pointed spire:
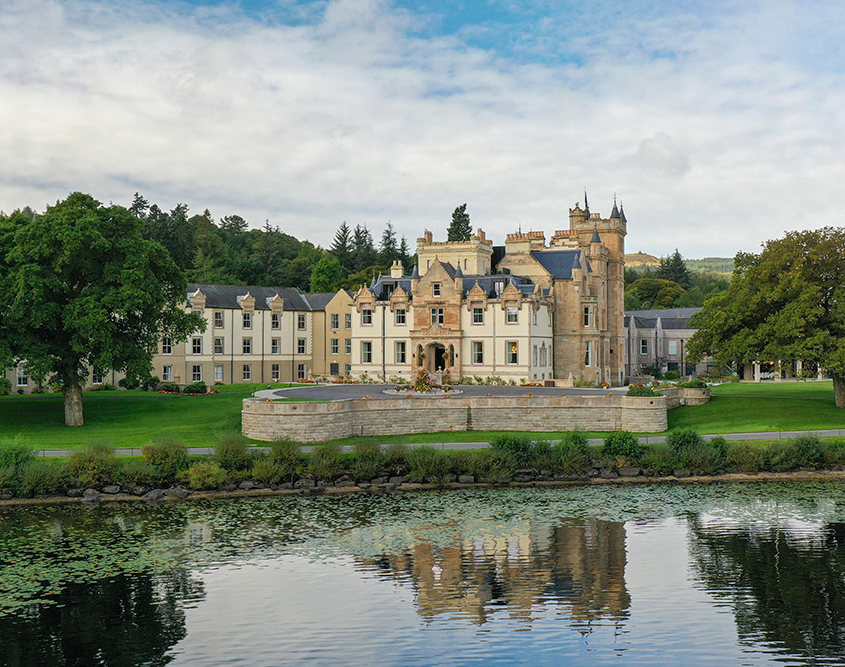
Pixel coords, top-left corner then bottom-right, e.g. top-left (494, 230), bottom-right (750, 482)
top-left (620, 202), bottom-right (627, 223)
top-left (591, 227), bottom-right (601, 244)
top-left (454, 262), bottom-right (463, 277)
top-left (410, 263), bottom-right (419, 279)
top-left (610, 193), bottom-right (620, 219)
top-left (584, 189), bottom-right (590, 217)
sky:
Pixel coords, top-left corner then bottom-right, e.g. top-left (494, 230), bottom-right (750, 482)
top-left (3, 0), bottom-right (845, 258)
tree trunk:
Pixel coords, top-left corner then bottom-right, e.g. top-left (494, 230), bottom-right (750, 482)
top-left (63, 382), bottom-right (84, 426)
top-left (833, 374), bottom-right (845, 409)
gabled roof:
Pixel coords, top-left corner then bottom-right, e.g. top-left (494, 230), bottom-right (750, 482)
top-left (188, 283), bottom-right (318, 311)
top-left (529, 249), bottom-right (583, 280)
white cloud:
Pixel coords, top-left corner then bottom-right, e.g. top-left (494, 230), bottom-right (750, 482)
top-left (2, 0), bottom-right (845, 258)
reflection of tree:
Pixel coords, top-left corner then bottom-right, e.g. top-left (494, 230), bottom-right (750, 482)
top-left (356, 518), bottom-right (629, 628)
top-left (0, 568), bottom-right (201, 667)
top-left (690, 519), bottom-right (845, 661)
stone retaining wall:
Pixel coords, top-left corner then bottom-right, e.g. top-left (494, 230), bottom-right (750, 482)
top-left (243, 394), bottom-right (673, 443)
top-left (661, 387), bottom-right (711, 408)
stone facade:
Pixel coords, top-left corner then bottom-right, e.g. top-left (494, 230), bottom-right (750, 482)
top-left (350, 196), bottom-right (627, 385)
top-left (242, 394), bottom-right (669, 443)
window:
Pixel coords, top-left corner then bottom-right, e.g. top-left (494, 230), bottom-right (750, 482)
top-left (162, 338), bottom-right (172, 355)
top-left (297, 363), bottom-right (306, 380)
top-left (214, 364), bottom-right (224, 383)
top-left (345, 313), bottom-right (352, 329)
top-left (395, 341), bottom-right (406, 364)
top-left (193, 309), bottom-right (202, 317)
top-left (214, 337), bottom-right (224, 354)
top-left (345, 363), bottom-right (352, 374)
top-left (430, 308), bottom-right (444, 325)
top-left (362, 309), bottom-right (372, 325)
top-left (395, 308), bottom-right (406, 325)
top-left (330, 362), bottom-right (339, 375)
top-left (506, 306), bottom-right (518, 324)
top-left (297, 313), bottom-right (306, 330)
top-left (192, 365), bottom-right (202, 382)
top-left (272, 364), bottom-right (280, 381)
top-left (362, 341), bottom-right (373, 363)
top-left (432, 283), bottom-right (441, 297)
top-left (640, 339), bottom-right (649, 355)
top-left (162, 365), bottom-right (173, 382)
top-left (345, 338), bottom-right (352, 354)
top-left (668, 340), bottom-right (679, 355)
top-left (92, 368), bottom-right (104, 385)
top-left (297, 338), bottom-right (306, 354)
top-left (192, 337), bottom-right (202, 354)
top-left (16, 366), bottom-right (28, 387)
top-left (272, 338), bottom-right (281, 354)
top-left (242, 364), bottom-right (251, 381)
top-left (472, 306), bottom-right (484, 324)
top-left (271, 313), bottom-right (280, 330)
top-left (584, 306), bottom-right (591, 327)
top-left (242, 337), bottom-right (252, 354)
top-left (331, 339), bottom-right (339, 354)
top-left (214, 311), bottom-right (224, 328)
top-left (548, 312), bottom-right (553, 326)
top-left (533, 345), bottom-right (538, 367)
top-left (533, 310), bottom-right (538, 326)
top-left (243, 312), bottom-right (251, 329)
top-left (585, 341), bottom-right (592, 367)
top-left (331, 313), bottom-right (339, 329)
top-left (506, 341), bottom-right (518, 364)
top-left (472, 341), bottom-right (483, 364)
top-left (540, 343), bottom-right (548, 367)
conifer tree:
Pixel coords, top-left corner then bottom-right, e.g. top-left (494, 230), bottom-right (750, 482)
top-left (447, 204), bottom-right (472, 242)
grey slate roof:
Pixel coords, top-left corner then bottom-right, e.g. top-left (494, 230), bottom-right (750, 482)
top-left (367, 273), bottom-right (542, 300)
top-left (529, 249), bottom-right (583, 280)
top-left (624, 307), bottom-right (702, 331)
top-left (188, 283), bottom-right (328, 311)
top-left (625, 307), bottom-right (702, 319)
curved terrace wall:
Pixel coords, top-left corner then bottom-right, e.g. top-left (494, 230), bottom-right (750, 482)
top-left (242, 394), bottom-right (681, 443)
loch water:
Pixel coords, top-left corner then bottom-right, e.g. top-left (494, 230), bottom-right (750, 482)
top-left (3, 482), bottom-right (845, 666)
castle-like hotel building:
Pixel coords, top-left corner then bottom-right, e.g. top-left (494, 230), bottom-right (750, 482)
top-left (4, 198), bottom-right (629, 390)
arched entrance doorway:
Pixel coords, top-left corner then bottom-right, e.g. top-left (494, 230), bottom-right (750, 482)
top-left (425, 343), bottom-right (447, 372)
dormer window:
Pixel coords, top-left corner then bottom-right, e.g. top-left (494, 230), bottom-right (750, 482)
top-left (432, 283), bottom-right (441, 297)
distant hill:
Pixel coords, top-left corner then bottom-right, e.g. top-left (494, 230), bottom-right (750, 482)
top-left (686, 257), bottom-right (734, 274)
top-left (625, 252), bottom-right (659, 267)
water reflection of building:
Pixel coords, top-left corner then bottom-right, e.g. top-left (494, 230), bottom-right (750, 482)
top-left (356, 518), bottom-right (629, 627)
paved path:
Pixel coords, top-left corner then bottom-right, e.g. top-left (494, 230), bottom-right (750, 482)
top-left (32, 428), bottom-right (845, 457)
top-left (251, 383), bottom-right (629, 400)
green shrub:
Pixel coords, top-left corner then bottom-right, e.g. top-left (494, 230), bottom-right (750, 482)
top-left (551, 432), bottom-right (591, 474)
top-left (250, 460), bottom-right (288, 484)
top-left (603, 431), bottom-right (643, 462)
top-left (490, 434), bottom-right (534, 468)
top-left (768, 435), bottom-right (825, 472)
top-left (117, 460), bottom-right (159, 487)
top-left (214, 433), bottom-right (252, 472)
top-left (383, 443), bottom-right (408, 476)
top-left (309, 443), bottom-right (344, 482)
top-left (142, 438), bottom-right (189, 481)
top-left (680, 442), bottom-right (725, 474)
top-left (665, 370), bottom-right (681, 380)
top-left (188, 460), bottom-right (229, 490)
top-left (65, 443), bottom-right (117, 487)
top-left (160, 383), bottom-right (180, 393)
top-left (269, 437), bottom-right (303, 482)
top-left (680, 378), bottom-right (708, 389)
top-left (641, 444), bottom-right (677, 475)
top-left (0, 465), bottom-right (16, 491)
top-left (0, 378), bottom-right (11, 396)
top-left (18, 460), bottom-right (67, 496)
top-left (351, 439), bottom-right (385, 481)
top-left (667, 428), bottom-right (705, 456)
top-left (726, 443), bottom-right (767, 472)
top-left (182, 381), bottom-right (207, 395)
top-left (824, 438), bottom-right (845, 466)
top-left (406, 446), bottom-right (452, 483)
top-left (0, 441), bottom-right (34, 470)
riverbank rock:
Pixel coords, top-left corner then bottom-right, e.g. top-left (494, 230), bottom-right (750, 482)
top-left (295, 478), bottom-right (316, 488)
top-left (600, 469), bottom-right (618, 479)
top-left (388, 476), bottom-right (408, 485)
top-left (164, 487), bottom-right (190, 499)
top-left (66, 488), bottom-right (84, 498)
top-left (144, 489), bottom-right (165, 501)
top-left (618, 467), bottom-right (642, 478)
top-left (457, 475), bottom-right (475, 484)
top-left (81, 489), bottom-right (101, 502)
top-left (103, 485), bottom-right (121, 494)
top-left (673, 469), bottom-right (691, 478)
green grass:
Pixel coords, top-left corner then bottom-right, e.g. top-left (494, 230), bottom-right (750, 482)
top-left (669, 381), bottom-right (845, 433)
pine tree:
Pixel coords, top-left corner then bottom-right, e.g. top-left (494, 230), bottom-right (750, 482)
top-left (447, 204), bottom-right (472, 242)
top-left (330, 222), bottom-right (353, 274)
top-left (379, 222), bottom-right (398, 266)
top-left (351, 224), bottom-right (377, 273)
top-left (657, 249), bottom-right (691, 289)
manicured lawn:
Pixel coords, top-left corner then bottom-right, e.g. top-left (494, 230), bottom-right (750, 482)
top-left (669, 381), bottom-right (845, 433)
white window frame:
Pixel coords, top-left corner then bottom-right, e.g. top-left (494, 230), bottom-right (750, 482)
top-left (331, 338), bottom-right (339, 355)
top-left (585, 340), bottom-right (592, 367)
top-left (192, 337), bottom-right (202, 355)
top-left (192, 364), bottom-right (202, 382)
top-left (271, 312), bottom-right (280, 330)
top-left (242, 337), bottom-right (252, 355)
top-left (162, 338), bottom-right (173, 355)
top-left (214, 337), bottom-right (224, 354)
top-left (297, 338), bottom-right (306, 354)
top-left (432, 283), bottom-right (441, 297)
top-left (242, 364), bottom-right (252, 381)
top-left (395, 308), bottom-right (406, 325)
top-left (640, 339), bottom-right (649, 355)
top-left (271, 364), bottom-right (280, 381)
top-left (472, 341), bottom-right (483, 365)
top-left (345, 338), bottom-right (352, 355)
top-left (16, 366), bottom-right (28, 387)
top-left (162, 365), bottom-right (173, 382)
top-left (92, 368), bottom-right (104, 385)
top-left (331, 313), bottom-right (339, 329)
top-left (362, 341), bottom-right (373, 364)
top-left (297, 363), bottom-right (306, 380)
top-left (272, 338), bottom-right (281, 354)
top-left (430, 308), bottom-right (444, 326)
top-left (297, 313), bottom-right (306, 330)
top-left (214, 311), bottom-right (224, 328)
top-left (243, 312), bottom-right (252, 329)
top-left (214, 364), bottom-right (224, 383)
top-left (362, 309), bottom-right (372, 325)
top-left (506, 341), bottom-right (518, 364)
top-left (506, 306), bottom-right (518, 324)
top-left (345, 313), bottom-right (352, 329)
top-left (668, 339), bottom-right (679, 356)
top-left (395, 341), bottom-right (406, 364)
top-left (472, 307), bottom-right (484, 325)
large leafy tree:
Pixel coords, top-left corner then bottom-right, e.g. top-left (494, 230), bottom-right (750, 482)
top-left (310, 254), bottom-right (344, 292)
top-left (448, 203), bottom-right (472, 242)
top-left (687, 227), bottom-right (845, 406)
top-left (1, 193), bottom-right (203, 426)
